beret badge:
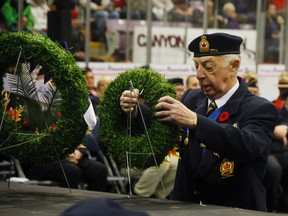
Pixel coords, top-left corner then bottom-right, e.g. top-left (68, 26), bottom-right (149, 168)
top-left (199, 35), bottom-right (209, 53)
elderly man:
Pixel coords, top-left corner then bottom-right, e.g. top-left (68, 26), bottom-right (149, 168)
top-left (120, 33), bottom-right (278, 211)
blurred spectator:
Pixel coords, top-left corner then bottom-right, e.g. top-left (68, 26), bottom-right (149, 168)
top-left (133, 150), bottom-right (179, 199)
top-left (96, 76), bottom-right (111, 99)
top-left (192, 0), bottom-right (223, 28)
top-left (25, 144), bottom-right (109, 192)
top-left (233, 0), bottom-right (249, 15)
top-left (83, 67), bottom-right (101, 115)
top-left (243, 72), bottom-right (281, 212)
top-left (273, 72), bottom-right (288, 110)
top-left (79, 0), bottom-right (119, 42)
top-left (27, 0), bottom-right (50, 35)
top-left (119, 0), bottom-right (175, 20)
top-left (126, 0), bottom-right (148, 20)
top-left (242, 70), bottom-right (259, 96)
top-left (114, 0), bottom-right (125, 9)
top-left (265, 76), bottom-right (288, 211)
top-left (185, 74), bottom-right (199, 90)
top-left (0, 0), bottom-right (6, 32)
top-left (268, 0), bottom-right (286, 14)
top-left (0, 0), bottom-right (34, 32)
top-left (168, 0), bottom-right (194, 23)
top-left (113, 0), bottom-right (126, 19)
top-left (218, 2), bottom-right (240, 29)
top-left (264, 3), bottom-right (285, 63)
top-left (70, 8), bottom-right (86, 61)
top-left (206, 0), bottom-right (218, 28)
top-left (234, 0), bottom-right (257, 25)
top-left (152, 0), bottom-right (174, 21)
top-left (228, 0), bottom-right (249, 25)
top-left (70, 9), bottom-right (103, 62)
top-left (168, 78), bottom-right (184, 101)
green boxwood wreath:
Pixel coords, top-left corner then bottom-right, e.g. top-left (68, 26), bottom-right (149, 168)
top-left (0, 32), bottom-right (89, 164)
top-left (99, 68), bottom-right (179, 169)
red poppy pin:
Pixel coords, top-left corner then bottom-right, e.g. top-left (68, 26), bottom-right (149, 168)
top-left (218, 111), bottom-right (229, 122)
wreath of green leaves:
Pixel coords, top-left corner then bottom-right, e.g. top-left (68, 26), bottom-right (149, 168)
top-left (0, 32), bottom-right (89, 164)
top-left (99, 68), bottom-right (179, 169)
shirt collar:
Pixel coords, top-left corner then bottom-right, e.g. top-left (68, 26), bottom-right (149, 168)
top-left (208, 79), bottom-right (239, 108)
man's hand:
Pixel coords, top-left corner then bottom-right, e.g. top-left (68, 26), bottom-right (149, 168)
top-left (120, 89), bottom-right (139, 117)
top-left (273, 125), bottom-right (288, 146)
top-left (65, 149), bottom-right (83, 164)
top-left (155, 96), bottom-right (197, 128)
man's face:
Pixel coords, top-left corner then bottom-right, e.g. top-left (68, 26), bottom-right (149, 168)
top-left (85, 71), bottom-right (95, 89)
top-left (193, 55), bottom-right (238, 99)
top-left (175, 84), bottom-right (185, 101)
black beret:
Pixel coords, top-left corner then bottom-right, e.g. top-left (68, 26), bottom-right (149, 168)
top-left (167, 78), bottom-right (184, 85)
top-left (188, 32), bottom-right (243, 57)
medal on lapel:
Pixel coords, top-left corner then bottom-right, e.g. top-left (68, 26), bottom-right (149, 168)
top-left (179, 127), bottom-right (183, 142)
top-left (220, 159), bottom-right (234, 179)
top-left (184, 128), bottom-right (189, 145)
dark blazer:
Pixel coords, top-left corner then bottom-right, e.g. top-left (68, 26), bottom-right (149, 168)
top-left (172, 77), bottom-right (279, 211)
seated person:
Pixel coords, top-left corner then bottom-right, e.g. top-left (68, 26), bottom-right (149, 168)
top-left (266, 98), bottom-right (288, 212)
top-left (24, 144), bottom-right (108, 192)
top-left (133, 149), bottom-right (178, 199)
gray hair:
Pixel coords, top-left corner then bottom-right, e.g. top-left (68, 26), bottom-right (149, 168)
top-left (222, 54), bottom-right (241, 67)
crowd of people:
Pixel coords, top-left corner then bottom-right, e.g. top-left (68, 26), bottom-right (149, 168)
top-left (0, 0), bottom-right (285, 63)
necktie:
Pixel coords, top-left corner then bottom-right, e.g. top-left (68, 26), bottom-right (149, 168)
top-left (207, 100), bottom-right (217, 116)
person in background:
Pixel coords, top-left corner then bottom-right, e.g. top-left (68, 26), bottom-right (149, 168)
top-left (27, 0), bottom-right (50, 35)
top-left (152, 0), bottom-right (174, 21)
top-left (264, 3), bottom-right (285, 63)
top-left (168, 0), bottom-right (194, 23)
top-left (273, 72), bottom-right (288, 110)
top-left (25, 144), bottom-right (109, 192)
top-left (78, 0), bottom-right (119, 42)
top-left (96, 76), bottom-right (111, 99)
top-left (242, 70), bottom-right (259, 96)
top-left (186, 74), bottom-right (200, 90)
top-left (269, 103), bottom-right (288, 212)
top-left (264, 71), bottom-right (288, 212)
top-left (218, 2), bottom-right (240, 29)
top-left (120, 33), bottom-right (278, 211)
top-left (0, 0), bottom-right (34, 32)
top-left (70, 8), bottom-right (86, 61)
top-left (241, 69), bottom-right (281, 212)
top-left (188, 0), bottom-right (224, 28)
top-left (167, 78), bottom-right (184, 101)
top-left (83, 67), bottom-right (100, 115)
top-left (267, 0), bottom-right (286, 15)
